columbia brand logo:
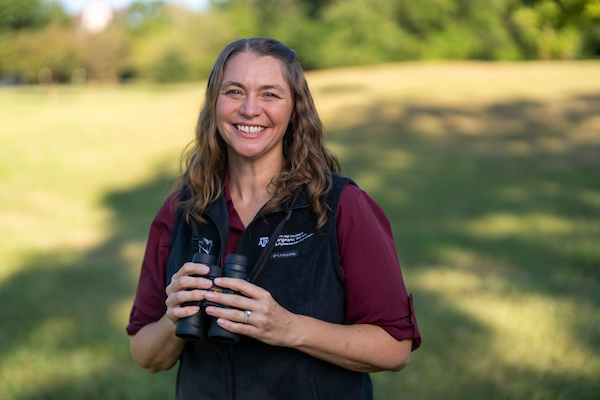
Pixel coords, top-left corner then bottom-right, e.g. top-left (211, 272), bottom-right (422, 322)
top-left (270, 250), bottom-right (299, 259)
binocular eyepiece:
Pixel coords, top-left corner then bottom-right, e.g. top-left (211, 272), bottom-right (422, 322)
top-left (175, 253), bottom-right (249, 344)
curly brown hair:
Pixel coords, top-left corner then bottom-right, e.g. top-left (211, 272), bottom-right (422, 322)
top-left (176, 37), bottom-right (340, 230)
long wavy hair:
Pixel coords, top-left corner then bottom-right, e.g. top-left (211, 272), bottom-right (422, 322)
top-left (175, 37), bottom-right (340, 230)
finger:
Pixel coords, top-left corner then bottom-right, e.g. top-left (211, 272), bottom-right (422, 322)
top-left (166, 289), bottom-right (207, 309)
top-left (170, 262), bottom-right (210, 282)
top-left (178, 275), bottom-right (215, 291)
top-left (208, 314), bottom-right (259, 338)
top-left (167, 273), bottom-right (214, 296)
top-left (213, 277), bottom-right (266, 299)
top-left (205, 306), bottom-right (248, 324)
top-left (204, 290), bottom-right (254, 311)
top-left (168, 304), bottom-right (200, 323)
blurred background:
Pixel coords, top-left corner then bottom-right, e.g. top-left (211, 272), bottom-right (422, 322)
top-left (1, 0), bottom-right (600, 83)
top-left (1, 0), bottom-right (599, 399)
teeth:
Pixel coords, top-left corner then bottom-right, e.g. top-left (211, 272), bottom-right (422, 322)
top-left (236, 125), bottom-right (266, 134)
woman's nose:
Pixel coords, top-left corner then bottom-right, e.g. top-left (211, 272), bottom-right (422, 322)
top-left (239, 96), bottom-right (261, 117)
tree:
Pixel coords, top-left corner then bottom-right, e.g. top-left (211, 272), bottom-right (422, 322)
top-left (0, 0), bottom-right (69, 33)
top-left (0, 26), bottom-right (81, 82)
top-left (507, 0), bottom-right (600, 59)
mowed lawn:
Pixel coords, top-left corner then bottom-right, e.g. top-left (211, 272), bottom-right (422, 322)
top-left (1, 61), bottom-right (599, 399)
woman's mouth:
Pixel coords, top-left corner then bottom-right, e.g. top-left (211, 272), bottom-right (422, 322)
top-left (236, 124), bottom-right (266, 134)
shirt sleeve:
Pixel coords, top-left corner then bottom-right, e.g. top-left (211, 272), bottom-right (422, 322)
top-left (126, 192), bottom-right (179, 336)
top-left (337, 184), bottom-right (421, 350)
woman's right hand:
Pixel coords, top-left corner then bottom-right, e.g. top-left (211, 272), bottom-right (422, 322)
top-left (165, 262), bottom-right (214, 324)
top-left (131, 262), bottom-right (214, 373)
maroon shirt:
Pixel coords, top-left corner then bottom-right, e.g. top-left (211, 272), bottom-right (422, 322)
top-left (127, 183), bottom-right (421, 350)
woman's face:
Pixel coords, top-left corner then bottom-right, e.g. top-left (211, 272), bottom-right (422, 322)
top-left (216, 52), bottom-right (294, 166)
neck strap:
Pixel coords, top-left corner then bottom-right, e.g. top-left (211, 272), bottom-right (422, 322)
top-left (248, 190), bottom-right (299, 282)
top-left (190, 190), bottom-right (300, 282)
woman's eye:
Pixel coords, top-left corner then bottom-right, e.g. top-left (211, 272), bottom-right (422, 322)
top-left (264, 93), bottom-right (279, 98)
top-left (227, 89), bottom-right (241, 95)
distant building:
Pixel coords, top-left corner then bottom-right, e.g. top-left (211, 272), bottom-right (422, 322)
top-left (79, 2), bottom-right (114, 33)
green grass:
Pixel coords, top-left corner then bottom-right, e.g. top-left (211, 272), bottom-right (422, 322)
top-left (1, 61), bottom-right (599, 399)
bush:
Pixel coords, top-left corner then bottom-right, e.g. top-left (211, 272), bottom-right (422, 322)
top-left (149, 49), bottom-right (190, 82)
top-left (0, 26), bottom-right (81, 83)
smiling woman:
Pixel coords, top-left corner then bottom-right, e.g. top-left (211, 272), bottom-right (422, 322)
top-left (127, 37), bottom-right (420, 400)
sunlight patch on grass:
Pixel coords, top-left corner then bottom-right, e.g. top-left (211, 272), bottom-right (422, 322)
top-left (466, 212), bottom-right (575, 238)
top-left (110, 299), bottom-right (139, 332)
top-left (466, 293), bottom-right (598, 379)
top-left (579, 190), bottom-right (600, 208)
top-left (445, 113), bottom-right (485, 136)
top-left (377, 149), bottom-right (414, 171)
top-left (433, 246), bottom-right (508, 273)
top-left (415, 265), bottom-right (507, 297)
top-left (322, 140), bottom-right (349, 163)
top-left (1, 344), bottom-right (114, 398)
top-left (353, 171), bottom-right (385, 193)
top-left (0, 185), bottom-right (110, 282)
top-left (504, 140), bottom-right (534, 157)
top-left (496, 186), bottom-right (531, 203)
top-left (120, 242), bottom-right (146, 272)
top-left (408, 113), bottom-right (445, 136)
top-left (578, 115), bottom-right (600, 138)
top-left (0, 85), bottom-right (196, 284)
top-left (414, 266), bottom-right (599, 382)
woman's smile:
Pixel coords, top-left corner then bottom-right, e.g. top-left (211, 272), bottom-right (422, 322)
top-left (235, 124), bottom-right (267, 134)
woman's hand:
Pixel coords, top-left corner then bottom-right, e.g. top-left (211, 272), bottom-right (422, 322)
top-left (164, 262), bottom-right (214, 324)
top-left (203, 277), bottom-right (412, 373)
top-left (131, 261), bottom-right (218, 373)
top-left (203, 277), bottom-right (301, 347)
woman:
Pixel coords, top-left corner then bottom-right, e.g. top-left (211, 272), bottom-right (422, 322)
top-left (127, 37), bottom-right (420, 399)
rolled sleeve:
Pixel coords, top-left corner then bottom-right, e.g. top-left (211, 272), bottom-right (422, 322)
top-left (337, 184), bottom-right (421, 350)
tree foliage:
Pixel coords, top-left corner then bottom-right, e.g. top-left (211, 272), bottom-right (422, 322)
top-left (0, 0), bottom-right (69, 32)
top-left (0, 0), bottom-right (598, 84)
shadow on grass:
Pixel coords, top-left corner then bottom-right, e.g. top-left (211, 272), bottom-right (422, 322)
top-left (0, 175), bottom-right (178, 399)
top-left (332, 93), bottom-right (600, 399)
top-left (0, 92), bottom-right (598, 399)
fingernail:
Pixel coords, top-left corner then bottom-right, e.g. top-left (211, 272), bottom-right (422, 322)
top-left (214, 277), bottom-right (222, 284)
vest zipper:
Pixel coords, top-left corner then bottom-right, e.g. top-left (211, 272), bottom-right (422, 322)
top-left (203, 211), bottom-right (238, 399)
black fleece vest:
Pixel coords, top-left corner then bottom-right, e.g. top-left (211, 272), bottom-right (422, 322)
top-left (166, 174), bottom-right (373, 400)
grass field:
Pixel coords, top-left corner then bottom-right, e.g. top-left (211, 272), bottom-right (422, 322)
top-left (1, 60), bottom-right (599, 399)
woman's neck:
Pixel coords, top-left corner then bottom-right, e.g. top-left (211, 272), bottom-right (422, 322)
top-left (227, 154), bottom-right (284, 227)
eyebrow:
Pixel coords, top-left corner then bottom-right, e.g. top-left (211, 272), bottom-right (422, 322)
top-left (221, 81), bottom-right (287, 93)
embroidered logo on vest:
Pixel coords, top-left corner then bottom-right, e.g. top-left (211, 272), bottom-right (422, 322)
top-left (200, 237), bottom-right (213, 254)
top-left (258, 232), bottom-right (314, 248)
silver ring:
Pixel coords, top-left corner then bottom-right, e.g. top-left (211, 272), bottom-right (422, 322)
top-left (244, 310), bottom-right (251, 324)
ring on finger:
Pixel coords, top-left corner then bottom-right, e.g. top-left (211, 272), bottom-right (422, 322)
top-left (244, 310), bottom-right (251, 324)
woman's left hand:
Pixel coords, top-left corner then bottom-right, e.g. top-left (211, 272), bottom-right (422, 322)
top-left (203, 276), bottom-right (412, 373)
top-left (203, 277), bottom-right (300, 347)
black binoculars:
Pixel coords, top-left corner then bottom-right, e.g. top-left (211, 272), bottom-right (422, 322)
top-left (175, 253), bottom-right (249, 344)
